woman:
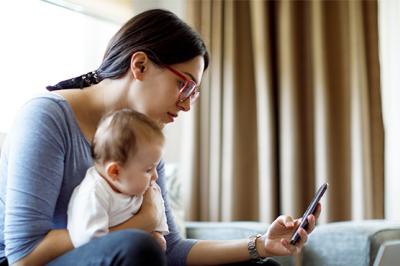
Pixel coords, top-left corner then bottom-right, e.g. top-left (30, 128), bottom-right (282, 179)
top-left (0, 9), bottom-right (320, 266)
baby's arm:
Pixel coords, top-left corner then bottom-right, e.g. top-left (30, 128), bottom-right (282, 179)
top-left (151, 231), bottom-right (167, 251)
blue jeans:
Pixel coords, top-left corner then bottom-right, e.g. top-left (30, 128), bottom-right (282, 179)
top-left (48, 229), bottom-right (166, 266)
top-left (0, 230), bottom-right (280, 266)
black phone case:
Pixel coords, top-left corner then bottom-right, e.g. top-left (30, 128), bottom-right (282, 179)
top-left (289, 183), bottom-right (328, 245)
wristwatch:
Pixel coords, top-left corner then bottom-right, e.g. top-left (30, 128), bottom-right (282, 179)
top-left (247, 234), bottom-right (270, 264)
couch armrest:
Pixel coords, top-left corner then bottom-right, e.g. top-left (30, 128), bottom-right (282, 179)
top-left (185, 221), bottom-right (295, 266)
top-left (303, 220), bottom-right (400, 266)
top-left (373, 239), bottom-right (400, 266)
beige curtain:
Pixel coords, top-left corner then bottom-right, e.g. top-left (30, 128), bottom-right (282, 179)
top-left (182, 0), bottom-right (384, 223)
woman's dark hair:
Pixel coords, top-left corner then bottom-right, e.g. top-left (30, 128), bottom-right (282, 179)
top-left (47, 9), bottom-right (209, 91)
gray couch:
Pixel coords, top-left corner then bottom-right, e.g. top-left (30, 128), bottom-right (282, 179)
top-left (186, 220), bottom-right (400, 266)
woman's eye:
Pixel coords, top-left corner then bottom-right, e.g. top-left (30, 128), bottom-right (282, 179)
top-left (177, 80), bottom-right (185, 89)
top-left (145, 168), bottom-right (152, 173)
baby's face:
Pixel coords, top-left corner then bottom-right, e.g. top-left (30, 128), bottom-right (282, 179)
top-left (115, 140), bottom-right (163, 196)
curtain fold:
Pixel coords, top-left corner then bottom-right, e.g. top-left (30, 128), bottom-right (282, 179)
top-left (184, 0), bottom-right (384, 223)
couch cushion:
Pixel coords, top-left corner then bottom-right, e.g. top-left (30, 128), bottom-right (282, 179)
top-left (303, 220), bottom-right (400, 266)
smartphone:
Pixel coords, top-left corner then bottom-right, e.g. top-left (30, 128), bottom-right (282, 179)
top-left (290, 183), bottom-right (328, 245)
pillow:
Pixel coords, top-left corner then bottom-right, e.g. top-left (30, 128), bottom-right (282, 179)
top-left (164, 163), bottom-right (186, 238)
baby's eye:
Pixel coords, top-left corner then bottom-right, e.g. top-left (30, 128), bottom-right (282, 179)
top-left (145, 167), bottom-right (153, 173)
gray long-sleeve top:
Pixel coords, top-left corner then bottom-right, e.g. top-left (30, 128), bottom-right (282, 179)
top-left (0, 93), bottom-right (196, 265)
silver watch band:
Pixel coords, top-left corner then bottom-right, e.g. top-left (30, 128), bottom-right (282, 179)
top-left (247, 234), bottom-right (269, 264)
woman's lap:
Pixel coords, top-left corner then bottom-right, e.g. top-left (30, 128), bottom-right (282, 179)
top-left (47, 229), bottom-right (166, 266)
top-left (1, 230), bottom-right (280, 266)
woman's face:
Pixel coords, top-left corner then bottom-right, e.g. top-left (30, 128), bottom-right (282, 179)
top-left (129, 55), bottom-right (205, 126)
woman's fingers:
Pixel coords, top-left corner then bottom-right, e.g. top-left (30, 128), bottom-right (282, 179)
top-left (306, 214), bottom-right (316, 233)
top-left (296, 227), bottom-right (308, 246)
top-left (281, 238), bottom-right (298, 254)
top-left (282, 227), bottom-right (308, 254)
top-left (305, 203), bottom-right (320, 233)
top-left (279, 215), bottom-right (295, 228)
top-left (314, 203), bottom-right (322, 219)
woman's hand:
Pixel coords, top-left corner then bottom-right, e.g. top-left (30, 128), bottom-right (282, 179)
top-left (257, 203), bottom-right (322, 257)
top-left (151, 231), bottom-right (167, 251)
top-left (139, 183), bottom-right (164, 230)
top-left (109, 183), bottom-right (164, 233)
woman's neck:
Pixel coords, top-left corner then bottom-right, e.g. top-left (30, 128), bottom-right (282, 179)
top-left (55, 76), bottom-right (133, 143)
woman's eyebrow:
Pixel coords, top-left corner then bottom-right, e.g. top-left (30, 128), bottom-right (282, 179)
top-left (184, 71), bottom-right (197, 84)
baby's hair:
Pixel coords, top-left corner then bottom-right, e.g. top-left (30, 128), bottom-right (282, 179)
top-left (91, 109), bottom-right (164, 166)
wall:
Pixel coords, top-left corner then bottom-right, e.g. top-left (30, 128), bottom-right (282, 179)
top-left (0, 0), bottom-right (118, 133)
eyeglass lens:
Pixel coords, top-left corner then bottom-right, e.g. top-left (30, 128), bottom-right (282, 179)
top-left (179, 81), bottom-right (199, 102)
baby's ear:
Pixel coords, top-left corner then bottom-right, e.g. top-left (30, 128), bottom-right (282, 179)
top-left (105, 162), bottom-right (120, 181)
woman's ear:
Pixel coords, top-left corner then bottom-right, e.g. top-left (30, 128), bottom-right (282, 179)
top-left (130, 51), bottom-right (149, 81)
top-left (105, 162), bottom-right (120, 181)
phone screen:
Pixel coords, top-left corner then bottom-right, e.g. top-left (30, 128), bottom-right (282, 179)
top-left (290, 183), bottom-right (328, 245)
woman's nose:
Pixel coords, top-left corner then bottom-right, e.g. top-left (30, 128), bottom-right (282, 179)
top-left (176, 98), bottom-right (191, 112)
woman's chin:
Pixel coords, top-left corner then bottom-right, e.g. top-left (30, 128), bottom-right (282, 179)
top-left (157, 120), bottom-right (167, 128)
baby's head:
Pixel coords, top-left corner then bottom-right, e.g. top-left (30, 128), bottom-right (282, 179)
top-left (92, 109), bottom-right (164, 196)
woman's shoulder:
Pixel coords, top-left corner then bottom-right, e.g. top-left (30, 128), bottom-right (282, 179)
top-left (20, 92), bottom-right (70, 115)
top-left (8, 92), bottom-right (84, 148)
top-left (14, 92), bottom-right (76, 130)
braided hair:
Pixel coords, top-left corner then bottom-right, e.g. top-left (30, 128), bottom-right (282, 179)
top-left (46, 9), bottom-right (209, 91)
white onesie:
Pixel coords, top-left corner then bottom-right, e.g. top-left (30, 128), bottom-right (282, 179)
top-left (67, 166), bottom-right (169, 247)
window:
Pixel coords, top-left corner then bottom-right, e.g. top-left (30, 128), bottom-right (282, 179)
top-left (0, 0), bottom-right (119, 132)
top-left (378, 0), bottom-right (400, 219)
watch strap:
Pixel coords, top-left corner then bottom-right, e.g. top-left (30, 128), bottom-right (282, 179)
top-left (248, 233), bottom-right (270, 264)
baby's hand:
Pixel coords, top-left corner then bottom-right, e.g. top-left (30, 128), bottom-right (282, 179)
top-left (151, 231), bottom-right (167, 251)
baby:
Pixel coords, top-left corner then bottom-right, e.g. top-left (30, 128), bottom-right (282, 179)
top-left (67, 109), bottom-right (168, 250)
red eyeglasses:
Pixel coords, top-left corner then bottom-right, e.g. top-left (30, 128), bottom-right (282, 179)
top-left (165, 66), bottom-right (200, 104)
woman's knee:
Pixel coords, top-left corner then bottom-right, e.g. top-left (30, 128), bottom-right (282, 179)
top-left (110, 230), bottom-right (166, 266)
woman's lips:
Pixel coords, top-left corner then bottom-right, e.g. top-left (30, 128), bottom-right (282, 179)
top-left (167, 112), bottom-right (177, 122)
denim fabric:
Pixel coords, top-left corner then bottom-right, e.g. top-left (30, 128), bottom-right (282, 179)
top-left (47, 230), bottom-right (166, 266)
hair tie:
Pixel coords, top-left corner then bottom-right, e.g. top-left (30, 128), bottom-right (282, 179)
top-left (81, 70), bottom-right (101, 87)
